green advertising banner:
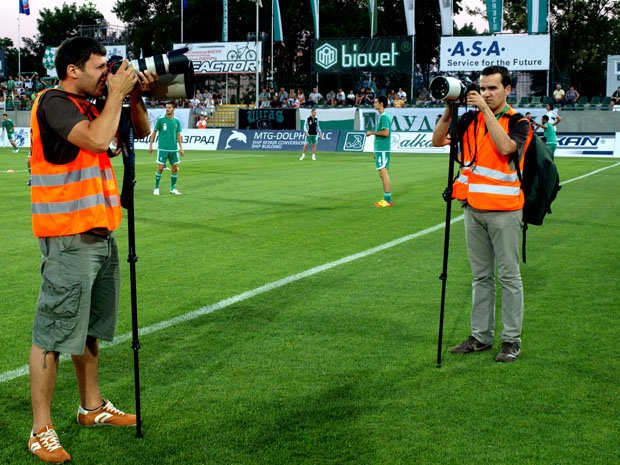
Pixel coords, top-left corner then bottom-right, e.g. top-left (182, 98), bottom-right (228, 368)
top-left (314, 37), bottom-right (413, 74)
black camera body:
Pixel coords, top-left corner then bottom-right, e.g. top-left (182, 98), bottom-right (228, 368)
top-left (108, 48), bottom-right (195, 100)
top-left (430, 76), bottom-right (478, 103)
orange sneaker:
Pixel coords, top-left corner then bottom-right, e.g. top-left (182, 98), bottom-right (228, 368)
top-left (374, 199), bottom-right (394, 208)
top-left (28, 425), bottom-right (72, 463)
top-left (76, 400), bottom-right (136, 427)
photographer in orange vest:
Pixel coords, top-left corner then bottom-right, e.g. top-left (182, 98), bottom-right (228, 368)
top-left (432, 66), bottom-right (532, 363)
top-left (28, 37), bottom-right (156, 463)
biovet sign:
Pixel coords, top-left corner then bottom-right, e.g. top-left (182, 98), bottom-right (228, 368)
top-left (314, 37), bottom-right (412, 73)
top-left (439, 35), bottom-right (550, 71)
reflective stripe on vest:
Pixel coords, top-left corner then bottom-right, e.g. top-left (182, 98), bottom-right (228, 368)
top-left (30, 89), bottom-right (122, 237)
top-left (452, 108), bottom-right (530, 210)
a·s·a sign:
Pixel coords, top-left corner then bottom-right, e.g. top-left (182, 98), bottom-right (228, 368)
top-left (314, 37), bottom-right (413, 74)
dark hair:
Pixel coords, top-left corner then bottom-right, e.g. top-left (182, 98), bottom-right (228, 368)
top-left (376, 95), bottom-right (388, 108)
top-left (542, 115), bottom-right (550, 122)
top-left (55, 37), bottom-right (107, 80)
top-left (481, 65), bottom-right (512, 87)
top-left (2, 113), bottom-right (7, 117)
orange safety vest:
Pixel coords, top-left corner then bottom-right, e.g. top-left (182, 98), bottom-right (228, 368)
top-left (452, 107), bottom-right (532, 211)
top-left (30, 89), bottom-right (122, 238)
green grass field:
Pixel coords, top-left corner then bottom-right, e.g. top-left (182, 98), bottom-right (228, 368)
top-left (1, 147), bottom-right (619, 465)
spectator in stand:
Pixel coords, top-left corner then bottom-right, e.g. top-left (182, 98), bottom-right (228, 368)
top-left (287, 89), bottom-right (300, 108)
top-left (195, 113), bottom-right (207, 129)
top-left (364, 88), bottom-right (375, 106)
top-left (188, 91), bottom-right (201, 109)
top-left (393, 93), bottom-right (405, 108)
top-left (269, 95), bottom-right (281, 108)
top-left (205, 95), bottom-right (215, 115)
top-left (23, 73), bottom-right (34, 97)
top-left (0, 95), bottom-right (5, 112)
top-left (6, 75), bottom-right (15, 94)
top-left (297, 88), bottom-right (306, 107)
top-left (277, 87), bottom-right (288, 105)
top-left (397, 87), bottom-right (407, 104)
top-left (368, 76), bottom-right (379, 94)
top-left (417, 87), bottom-right (433, 107)
top-left (355, 88), bottom-right (366, 106)
top-left (14, 75), bottom-right (25, 96)
top-left (336, 88), bottom-right (346, 106)
top-left (308, 87), bottom-right (323, 107)
top-left (346, 89), bottom-right (356, 106)
top-left (387, 89), bottom-right (396, 107)
top-left (610, 86), bottom-right (620, 107)
top-left (564, 86), bottom-right (580, 108)
top-left (258, 86), bottom-right (271, 107)
top-left (552, 83), bottom-right (565, 106)
top-left (326, 89), bottom-right (336, 105)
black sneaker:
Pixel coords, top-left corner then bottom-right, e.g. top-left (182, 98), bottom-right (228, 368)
top-left (495, 341), bottom-right (521, 362)
top-left (449, 336), bottom-right (492, 354)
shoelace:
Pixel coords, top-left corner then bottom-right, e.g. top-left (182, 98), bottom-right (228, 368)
top-left (103, 402), bottom-right (125, 416)
top-left (38, 429), bottom-right (62, 452)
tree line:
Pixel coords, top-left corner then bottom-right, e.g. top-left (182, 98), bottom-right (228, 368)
top-left (1, 0), bottom-right (619, 98)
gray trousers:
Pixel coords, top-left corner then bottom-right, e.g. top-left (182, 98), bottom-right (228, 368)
top-left (463, 206), bottom-right (524, 345)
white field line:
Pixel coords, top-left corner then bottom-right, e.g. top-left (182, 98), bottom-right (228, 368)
top-left (1, 162), bottom-right (618, 384)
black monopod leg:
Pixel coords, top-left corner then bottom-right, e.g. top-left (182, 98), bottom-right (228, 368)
top-left (118, 103), bottom-right (143, 438)
top-left (436, 103), bottom-right (460, 368)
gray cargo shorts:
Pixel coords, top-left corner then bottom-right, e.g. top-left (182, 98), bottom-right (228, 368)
top-left (32, 233), bottom-right (120, 355)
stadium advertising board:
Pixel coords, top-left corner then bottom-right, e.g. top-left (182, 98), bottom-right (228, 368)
top-left (238, 109), bottom-right (297, 129)
top-left (314, 37), bottom-right (412, 74)
top-left (358, 107), bottom-right (547, 132)
top-left (134, 129), bottom-right (221, 151)
top-left (218, 130), bottom-right (340, 152)
top-left (439, 35), bottom-right (550, 71)
top-left (555, 134), bottom-right (616, 157)
top-left (174, 42), bottom-right (262, 74)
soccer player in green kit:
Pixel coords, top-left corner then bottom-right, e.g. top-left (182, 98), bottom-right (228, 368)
top-left (2, 113), bottom-right (19, 153)
top-left (148, 102), bottom-right (184, 195)
top-left (366, 95), bottom-right (393, 207)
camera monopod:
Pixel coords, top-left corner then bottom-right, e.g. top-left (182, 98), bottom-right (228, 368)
top-left (436, 102), bottom-right (461, 368)
top-left (117, 102), bottom-right (144, 438)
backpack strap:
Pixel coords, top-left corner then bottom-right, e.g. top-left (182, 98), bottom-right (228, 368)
top-left (508, 112), bottom-right (529, 264)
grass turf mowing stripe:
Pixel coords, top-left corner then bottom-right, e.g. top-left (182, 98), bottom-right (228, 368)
top-left (1, 161), bottom-right (617, 385)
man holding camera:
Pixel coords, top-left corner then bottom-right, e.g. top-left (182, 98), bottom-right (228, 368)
top-left (28, 37), bottom-right (155, 463)
top-left (432, 66), bottom-right (532, 363)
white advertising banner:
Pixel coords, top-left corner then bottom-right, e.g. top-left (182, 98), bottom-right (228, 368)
top-left (358, 107), bottom-right (547, 132)
top-left (134, 129), bottom-right (221, 151)
top-left (439, 35), bottom-right (550, 71)
top-left (174, 42), bottom-right (262, 74)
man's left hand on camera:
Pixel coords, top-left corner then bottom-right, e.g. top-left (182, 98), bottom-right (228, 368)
top-left (131, 70), bottom-right (158, 98)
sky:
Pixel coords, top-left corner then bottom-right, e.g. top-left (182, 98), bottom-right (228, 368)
top-left (2, 0), bottom-right (121, 45)
top-left (2, 0), bottom-right (485, 45)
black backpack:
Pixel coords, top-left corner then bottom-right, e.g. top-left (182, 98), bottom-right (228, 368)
top-left (509, 114), bottom-right (562, 262)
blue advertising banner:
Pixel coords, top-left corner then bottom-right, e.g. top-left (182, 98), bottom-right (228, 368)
top-left (218, 130), bottom-right (340, 152)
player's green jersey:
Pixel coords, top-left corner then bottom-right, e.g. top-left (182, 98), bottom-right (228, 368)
top-left (2, 118), bottom-right (15, 135)
top-left (154, 116), bottom-right (182, 151)
top-left (374, 112), bottom-right (391, 152)
top-left (543, 122), bottom-right (557, 144)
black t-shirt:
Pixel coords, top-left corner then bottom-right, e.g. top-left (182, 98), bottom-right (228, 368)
top-left (36, 90), bottom-right (96, 164)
